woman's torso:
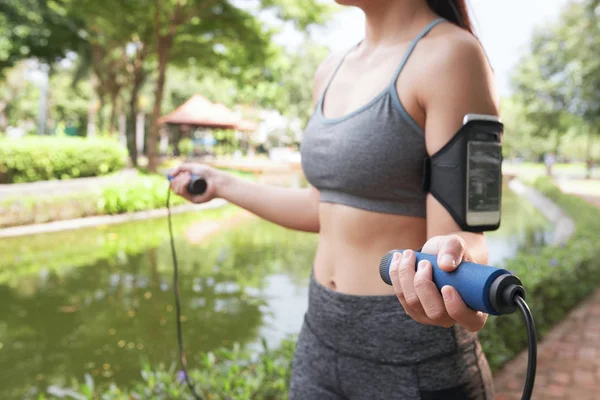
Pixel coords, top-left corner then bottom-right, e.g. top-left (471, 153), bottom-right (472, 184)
top-left (301, 19), bottom-right (449, 295)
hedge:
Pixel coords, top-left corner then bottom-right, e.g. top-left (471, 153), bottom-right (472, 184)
top-left (35, 179), bottom-right (600, 398)
top-left (0, 136), bottom-right (127, 183)
top-left (42, 339), bottom-right (296, 400)
top-left (478, 177), bottom-right (600, 369)
top-left (0, 173), bottom-right (186, 228)
top-left (0, 169), bottom-right (255, 228)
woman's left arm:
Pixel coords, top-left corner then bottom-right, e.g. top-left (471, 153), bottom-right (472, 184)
top-left (388, 32), bottom-right (500, 332)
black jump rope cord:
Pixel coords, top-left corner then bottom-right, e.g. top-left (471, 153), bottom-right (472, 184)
top-left (516, 295), bottom-right (537, 400)
top-left (167, 188), bottom-right (203, 400)
top-left (166, 186), bottom-right (537, 400)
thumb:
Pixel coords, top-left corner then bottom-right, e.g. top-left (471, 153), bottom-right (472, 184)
top-left (437, 235), bottom-right (466, 272)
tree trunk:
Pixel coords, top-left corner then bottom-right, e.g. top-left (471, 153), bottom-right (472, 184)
top-left (97, 94), bottom-right (106, 134)
top-left (127, 98), bottom-right (139, 166)
top-left (148, 0), bottom-right (181, 172)
top-left (586, 130), bottom-right (593, 180)
top-left (148, 47), bottom-right (169, 172)
top-left (127, 78), bottom-right (145, 166)
top-left (108, 91), bottom-right (119, 135)
top-left (126, 45), bottom-right (148, 167)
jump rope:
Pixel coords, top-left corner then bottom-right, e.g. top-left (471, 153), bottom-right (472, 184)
top-left (165, 175), bottom-right (537, 400)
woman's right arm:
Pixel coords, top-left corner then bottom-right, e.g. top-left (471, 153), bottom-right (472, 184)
top-left (170, 53), bottom-right (340, 233)
top-left (170, 165), bottom-right (321, 233)
top-left (218, 173), bottom-right (321, 233)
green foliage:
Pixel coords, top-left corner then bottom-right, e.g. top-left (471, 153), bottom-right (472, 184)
top-left (260, 0), bottom-right (334, 29)
top-left (98, 174), bottom-right (187, 214)
top-left (500, 96), bottom-right (556, 160)
top-left (43, 338), bottom-right (295, 400)
top-left (255, 40), bottom-right (329, 127)
top-left (510, 0), bottom-right (600, 159)
top-left (162, 38), bottom-right (328, 138)
top-left (177, 137), bottom-right (194, 156)
top-left (0, 136), bottom-right (127, 183)
top-left (0, 60), bottom-right (93, 134)
top-left (0, 168), bottom-right (255, 227)
top-left (0, 0), bottom-right (85, 76)
top-left (479, 177), bottom-right (600, 370)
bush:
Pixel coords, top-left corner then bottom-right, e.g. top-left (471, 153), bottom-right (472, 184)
top-left (0, 136), bottom-right (127, 183)
top-left (479, 177), bottom-right (600, 369)
top-left (43, 338), bottom-right (295, 400)
top-left (0, 169), bottom-right (256, 228)
top-left (98, 173), bottom-right (188, 214)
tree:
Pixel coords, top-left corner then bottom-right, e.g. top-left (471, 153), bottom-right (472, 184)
top-left (511, 0), bottom-right (600, 177)
top-left (0, 0), bottom-right (85, 77)
top-left (67, 0), bottom-right (155, 164)
top-left (146, 0), bottom-right (333, 171)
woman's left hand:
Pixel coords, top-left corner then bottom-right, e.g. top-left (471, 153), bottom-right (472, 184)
top-left (388, 234), bottom-right (488, 332)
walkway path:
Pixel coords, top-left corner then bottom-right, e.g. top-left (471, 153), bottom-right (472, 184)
top-left (493, 183), bottom-right (600, 400)
top-left (494, 287), bottom-right (600, 399)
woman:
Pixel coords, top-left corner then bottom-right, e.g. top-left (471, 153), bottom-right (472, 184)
top-left (170, 0), bottom-right (499, 398)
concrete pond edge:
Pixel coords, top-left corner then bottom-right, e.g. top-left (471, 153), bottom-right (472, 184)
top-left (0, 179), bottom-right (575, 241)
top-left (507, 178), bottom-right (576, 246)
top-left (0, 199), bottom-right (229, 238)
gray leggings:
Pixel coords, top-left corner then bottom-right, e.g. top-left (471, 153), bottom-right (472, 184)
top-left (289, 275), bottom-right (494, 400)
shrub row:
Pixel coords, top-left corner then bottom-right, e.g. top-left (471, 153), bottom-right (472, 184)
top-left (42, 339), bottom-right (295, 400)
top-left (0, 136), bottom-right (127, 183)
top-left (0, 169), bottom-right (255, 228)
top-left (0, 174), bottom-right (186, 228)
top-left (478, 177), bottom-right (600, 369)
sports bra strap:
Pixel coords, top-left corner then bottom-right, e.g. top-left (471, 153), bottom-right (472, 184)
top-left (318, 18), bottom-right (447, 108)
top-left (318, 42), bottom-right (361, 107)
top-left (391, 18), bottom-right (447, 85)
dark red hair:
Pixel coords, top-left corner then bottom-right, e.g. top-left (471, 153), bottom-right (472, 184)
top-left (427, 0), bottom-right (474, 34)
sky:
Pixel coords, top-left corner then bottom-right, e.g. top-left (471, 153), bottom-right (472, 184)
top-left (302, 0), bottom-right (572, 97)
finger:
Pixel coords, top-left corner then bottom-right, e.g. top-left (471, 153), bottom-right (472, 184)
top-left (389, 252), bottom-right (405, 302)
top-left (390, 254), bottom-right (431, 325)
top-left (397, 250), bottom-right (428, 319)
top-left (173, 173), bottom-right (191, 197)
top-left (437, 235), bottom-right (466, 272)
top-left (169, 167), bottom-right (183, 178)
top-left (441, 286), bottom-right (488, 332)
top-left (420, 235), bottom-right (443, 255)
top-left (170, 163), bottom-right (198, 177)
top-left (414, 260), bottom-right (455, 328)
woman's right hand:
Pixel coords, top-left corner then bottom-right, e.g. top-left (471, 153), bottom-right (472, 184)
top-left (169, 163), bottom-right (226, 204)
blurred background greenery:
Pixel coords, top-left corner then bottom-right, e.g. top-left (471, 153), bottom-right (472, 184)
top-left (1, 0), bottom-right (600, 399)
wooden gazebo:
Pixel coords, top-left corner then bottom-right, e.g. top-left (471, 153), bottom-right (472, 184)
top-left (159, 94), bottom-right (256, 156)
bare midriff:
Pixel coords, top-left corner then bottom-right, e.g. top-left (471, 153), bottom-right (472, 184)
top-left (313, 202), bottom-right (427, 295)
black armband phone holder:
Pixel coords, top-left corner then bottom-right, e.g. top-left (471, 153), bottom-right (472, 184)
top-left (422, 118), bottom-right (504, 233)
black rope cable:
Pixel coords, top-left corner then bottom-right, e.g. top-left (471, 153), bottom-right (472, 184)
top-left (167, 187), bottom-right (204, 400)
top-left (515, 295), bottom-right (537, 400)
top-left (166, 185), bottom-right (537, 400)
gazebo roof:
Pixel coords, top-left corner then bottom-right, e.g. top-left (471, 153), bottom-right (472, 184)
top-left (158, 94), bottom-right (252, 130)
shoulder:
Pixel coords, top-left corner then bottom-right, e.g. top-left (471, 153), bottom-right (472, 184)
top-left (414, 23), bottom-right (500, 154)
top-left (417, 23), bottom-right (499, 112)
top-left (312, 51), bottom-right (345, 107)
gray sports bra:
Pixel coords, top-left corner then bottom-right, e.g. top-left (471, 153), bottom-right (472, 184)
top-left (301, 18), bottom-right (446, 218)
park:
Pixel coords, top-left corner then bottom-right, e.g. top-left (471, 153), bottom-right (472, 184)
top-left (1, 0), bottom-right (600, 399)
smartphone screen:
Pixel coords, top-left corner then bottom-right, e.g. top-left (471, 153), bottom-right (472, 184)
top-left (466, 141), bottom-right (502, 225)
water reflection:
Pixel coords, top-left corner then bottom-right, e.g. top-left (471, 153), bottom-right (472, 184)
top-left (0, 186), bottom-right (551, 399)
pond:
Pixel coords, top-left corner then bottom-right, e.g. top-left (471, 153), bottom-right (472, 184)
top-left (0, 184), bottom-right (552, 399)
